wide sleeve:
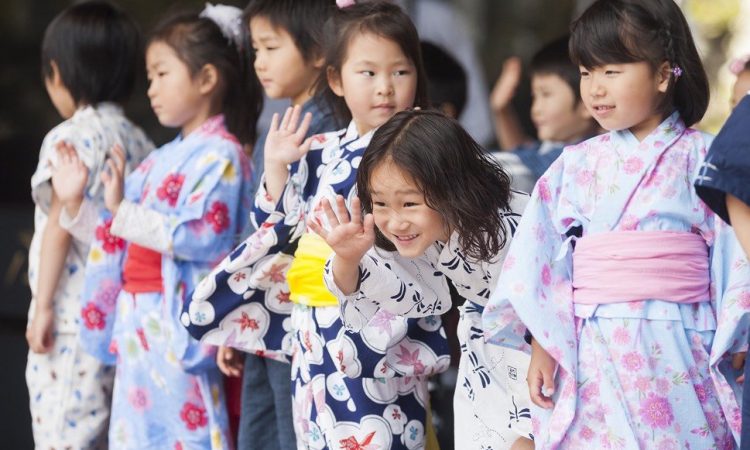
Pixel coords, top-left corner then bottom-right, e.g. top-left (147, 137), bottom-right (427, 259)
top-left (482, 157), bottom-right (579, 374)
top-left (707, 219), bottom-right (750, 440)
top-left (323, 249), bottom-right (452, 332)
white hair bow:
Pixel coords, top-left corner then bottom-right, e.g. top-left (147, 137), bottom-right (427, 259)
top-left (200, 3), bottom-right (243, 47)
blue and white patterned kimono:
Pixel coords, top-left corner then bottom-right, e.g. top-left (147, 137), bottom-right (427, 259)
top-left (483, 113), bottom-right (750, 449)
top-left (182, 121), bottom-right (448, 449)
top-left (80, 115), bottom-right (251, 450)
top-left (324, 193), bottom-right (533, 449)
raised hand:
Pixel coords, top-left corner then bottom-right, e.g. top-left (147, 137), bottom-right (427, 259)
top-left (100, 145), bottom-right (126, 215)
top-left (51, 141), bottom-right (88, 216)
top-left (490, 56), bottom-right (523, 113)
top-left (264, 105), bottom-right (313, 168)
top-left (309, 195), bottom-right (375, 265)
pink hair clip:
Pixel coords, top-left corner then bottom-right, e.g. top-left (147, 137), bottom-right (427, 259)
top-left (729, 55), bottom-right (750, 75)
top-left (336, 0), bottom-right (355, 8)
top-left (672, 65), bottom-right (683, 78)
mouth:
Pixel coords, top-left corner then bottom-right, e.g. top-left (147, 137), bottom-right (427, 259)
top-left (592, 105), bottom-right (615, 114)
top-left (393, 233), bottom-right (418, 243)
top-left (373, 104), bottom-right (395, 111)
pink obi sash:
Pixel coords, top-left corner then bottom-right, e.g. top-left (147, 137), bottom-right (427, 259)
top-left (572, 231), bottom-right (710, 304)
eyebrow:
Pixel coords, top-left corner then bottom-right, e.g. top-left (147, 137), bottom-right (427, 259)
top-left (351, 59), bottom-right (411, 66)
top-left (371, 189), bottom-right (422, 196)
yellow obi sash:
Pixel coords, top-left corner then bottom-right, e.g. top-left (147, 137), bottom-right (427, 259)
top-left (287, 233), bottom-right (338, 307)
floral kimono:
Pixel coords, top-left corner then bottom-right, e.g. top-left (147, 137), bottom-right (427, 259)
top-left (182, 121), bottom-right (448, 449)
top-left (483, 113), bottom-right (750, 449)
top-left (324, 193), bottom-right (533, 450)
top-left (80, 115), bottom-right (251, 450)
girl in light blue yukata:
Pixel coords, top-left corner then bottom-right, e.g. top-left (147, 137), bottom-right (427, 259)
top-left (482, 0), bottom-right (750, 448)
top-left (56, 4), bottom-right (261, 449)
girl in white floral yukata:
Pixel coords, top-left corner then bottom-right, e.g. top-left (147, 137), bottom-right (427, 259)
top-left (482, 0), bottom-right (750, 448)
top-left (313, 109), bottom-right (532, 450)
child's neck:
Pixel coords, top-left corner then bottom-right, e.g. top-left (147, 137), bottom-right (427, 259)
top-left (290, 89), bottom-right (313, 107)
top-left (181, 103), bottom-right (219, 137)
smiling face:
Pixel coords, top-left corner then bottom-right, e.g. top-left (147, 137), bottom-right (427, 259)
top-left (369, 160), bottom-right (449, 259)
top-left (146, 41), bottom-right (210, 136)
top-left (328, 32), bottom-right (417, 136)
top-left (249, 16), bottom-right (321, 105)
top-left (530, 73), bottom-right (592, 143)
top-left (580, 61), bottom-right (670, 141)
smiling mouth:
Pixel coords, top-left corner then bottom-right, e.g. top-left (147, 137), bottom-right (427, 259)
top-left (593, 105), bottom-right (615, 113)
top-left (394, 233), bottom-right (418, 242)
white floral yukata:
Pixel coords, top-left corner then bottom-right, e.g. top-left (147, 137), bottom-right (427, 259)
top-left (483, 113), bottom-right (750, 449)
top-left (26, 103), bottom-right (153, 449)
top-left (324, 193), bottom-right (533, 449)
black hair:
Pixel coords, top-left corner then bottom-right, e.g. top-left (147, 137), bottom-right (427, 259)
top-left (316, 1), bottom-right (430, 123)
top-left (530, 35), bottom-right (582, 104)
top-left (420, 41), bottom-right (467, 118)
top-left (570, 0), bottom-right (709, 126)
top-left (243, 0), bottom-right (335, 63)
top-left (41, 0), bottom-right (140, 105)
top-left (358, 110), bottom-right (512, 262)
top-left (149, 10), bottom-right (262, 146)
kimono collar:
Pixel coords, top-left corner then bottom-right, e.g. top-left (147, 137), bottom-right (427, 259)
top-left (73, 102), bottom-right (123, 119)
top-left (340, 120), bottom-right (376, 151)
top-left (613, 111), bottom-right (685, 150)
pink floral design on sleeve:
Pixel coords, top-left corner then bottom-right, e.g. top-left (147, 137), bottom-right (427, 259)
top-left (156, 173), bottom-right (185, 207)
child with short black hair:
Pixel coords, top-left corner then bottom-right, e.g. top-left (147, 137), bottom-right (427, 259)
top-left (26, 1), bottom-right (153, 448)
top-left (491, 36), bottom-right (598, 192)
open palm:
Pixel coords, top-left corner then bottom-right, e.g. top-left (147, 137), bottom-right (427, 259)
top-left (309, 195), bottom-right (375, 264)
top-left (51, 141), bottom-right (89, 206)
top-left (265, 105), bottom-right (313, 167)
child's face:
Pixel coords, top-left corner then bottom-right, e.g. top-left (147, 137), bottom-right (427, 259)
top-left (328, 32), bottom-right (417, 136)
top-left (44, 61), bottom-right (76, 119)
top-left (146, 41), bottom-right (207, 135)
top-left (580, 62), bottom-right (669, 141)
top-left (530, 73), bottom-right (592, 143)
top-left (250, 16), bottom-right (322, 105)
top-left (731, 70), bottom-right (750, 109)
top-left (369, 160), bottom-right (449, 259)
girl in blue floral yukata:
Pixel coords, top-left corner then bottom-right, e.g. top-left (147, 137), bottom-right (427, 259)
top-left (483, 0), bottom-right (750, 448)
top-left (55, 4), bottom-right (261, 449)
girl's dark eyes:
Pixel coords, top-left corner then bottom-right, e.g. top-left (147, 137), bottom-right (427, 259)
top-left (373, 202), bottom-right (386, 207)
top-left (404, 202), bottom-right (418, 207)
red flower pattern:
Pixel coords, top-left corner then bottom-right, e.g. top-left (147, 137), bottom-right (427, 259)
top-left (81, 302), bottom-right (106, 330)
top-left (95, 218), bottom-right (125, 254)
top-left (156, 173), bottom-right (185, 207)
top-left (204, 201), bottom-right (230, 233)
top-left (179, 402), bottom-right (208, 430)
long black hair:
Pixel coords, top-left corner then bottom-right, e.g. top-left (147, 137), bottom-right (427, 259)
top-left (149, 10), bottom-right (262, 146)
top-left (316, 1), bottom-right (430, 124)
top-left (358, 110), bottom-right (512, 262)
top-left (570, 0), bottom-right (709, 126)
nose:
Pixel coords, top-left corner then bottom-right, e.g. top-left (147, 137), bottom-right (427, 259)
top-left (588, 74), bottom-right (605, 98)
top-left (147, 80), bottom-right (156, 99)
top-left (254, 52), bottom-right (265, 72)
top-left (376, 75), bottom-right (394, 97)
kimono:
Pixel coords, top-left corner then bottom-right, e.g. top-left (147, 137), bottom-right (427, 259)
top-left (26, 103), bottom-right (153, 449)
top-left (182, 121), bottom-right (448, 449)
top-left (323, 192), bottom-right (533, 449)
top-left (80, 115), bottom-right (251, 450)
top-left (482, 112), bottom-right (750, 449)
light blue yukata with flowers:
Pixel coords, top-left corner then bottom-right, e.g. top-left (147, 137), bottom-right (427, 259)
top-left (80, 115), bottom-right (252, 450)
top-left (482, 113), bottom-right (750, 449)
top-left (182, 121), bottom-right (449, 450)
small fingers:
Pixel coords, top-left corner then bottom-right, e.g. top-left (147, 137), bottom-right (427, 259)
top-left (294, 112), bottom-right (313, 142)
top-left (349, 196), bottom-right (362, 224)
top-left (335, 195), bottom-right (350, 224)
top-left (287, 105), bottom-right (302, 131)
top-left (308, 217), bottom-right (328, 240)
top-left (321, 198), bottom-right (341, 228)
top-left (110, 145), bottom-right (126, 174)
top-left (279, 106), bottom-right (293, 131)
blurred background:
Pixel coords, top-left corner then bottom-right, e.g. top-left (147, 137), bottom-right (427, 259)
top-left (0, 0), bottom-right (747, 447)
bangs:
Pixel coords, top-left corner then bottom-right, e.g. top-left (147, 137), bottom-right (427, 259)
top-left (570, 1), bottom-right (660, 69)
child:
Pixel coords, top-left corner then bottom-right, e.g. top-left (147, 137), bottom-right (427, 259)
top-left (313, 109), bottom-right (533, 449)
top-left (490, 36), bottom-right (599, 193)
top-left (730, 55), bottom-right (750, 108)
top-left (483, 0), bottom-right (748, 448)
top-left (182, 2), bottom-right (440, 448)
top-left (25, 2), bottom-right (153, 448)
top-left (213, 1), bottom-right (339, 449)
top-left (69, 5), bottom-right (259, 449)
top-left (695, 94), bottom-right (750, 446)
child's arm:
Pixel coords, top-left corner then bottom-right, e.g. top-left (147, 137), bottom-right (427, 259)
top-left (727, 194), bottom-right (750, 258)
top-left (51, 142), bottom-right (98, 243)
top-left (490, 57), bottom-right (532, 151)
top-left (263, 106), bottom-right (313, 204)
top-left (26, 192), bottom-right (71, 353)
top-left (308, 196), bottom-right (375, 295)
top-left (527, 337), bottom-right (557, 409)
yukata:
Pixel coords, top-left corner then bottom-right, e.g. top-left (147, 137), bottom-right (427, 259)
top-left (695, 94), bottom-right (750, 446)
top-left (183, 121), bottom-right (447, 450)
top-left (324, 193), bottom-right (533, 450)
top-left (483, 112), bottom-right (750, 449)
top-left (26, 103), bottom-right (153, 449)
top-left (80, 115), bottom-right (251, 450)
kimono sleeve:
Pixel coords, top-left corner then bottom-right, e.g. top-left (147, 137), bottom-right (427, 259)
top-left (323, 251), bottom-right (452, 332)
top-left (482, 157), bottom-right (579, 375)
top-left (708, 219), bottom-right (750, 439)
